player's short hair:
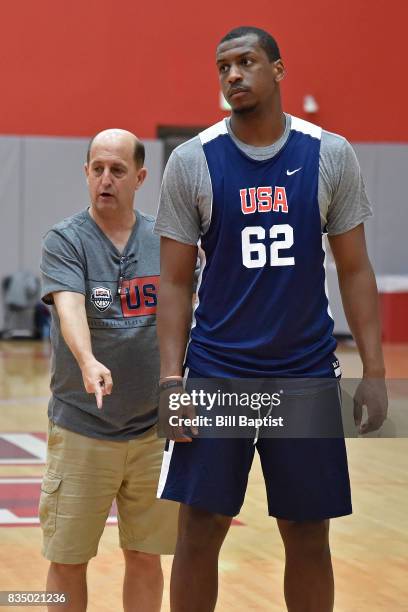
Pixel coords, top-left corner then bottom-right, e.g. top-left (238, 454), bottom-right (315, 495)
top-left (218, 26), bottom-right (281, 62)
top-left (86, 135), bottom-right (145, 167)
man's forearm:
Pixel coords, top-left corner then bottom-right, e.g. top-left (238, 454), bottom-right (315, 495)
top-left (157, 280), bottom-right (193, 378)
top-left (53, 292), bottom-right (94, 368)
top-left (53, 291), bottom-right (112, 407)
top-left (337, 265), bottom-right (385, 376)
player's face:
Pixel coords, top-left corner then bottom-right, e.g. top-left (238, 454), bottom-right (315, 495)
top-left (85, 140), bottom-right (146, 212)
top-left (216, 34), bottom-right (284, 114)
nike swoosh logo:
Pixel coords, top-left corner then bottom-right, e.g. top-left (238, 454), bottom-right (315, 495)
top-left (286, 167), bottom-right (302, 176)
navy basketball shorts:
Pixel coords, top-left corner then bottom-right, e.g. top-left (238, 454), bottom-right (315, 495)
top-left (157, 370), bottom-right (352, 521)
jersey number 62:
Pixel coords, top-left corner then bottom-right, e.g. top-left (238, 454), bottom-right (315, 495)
top-left (241, 224), bottom-right (295, 269)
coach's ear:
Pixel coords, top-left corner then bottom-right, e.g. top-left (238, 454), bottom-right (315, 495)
top-left (84, 163), bottom-right (90, 182)
top-left (134, 166), bottom-right (147, 191)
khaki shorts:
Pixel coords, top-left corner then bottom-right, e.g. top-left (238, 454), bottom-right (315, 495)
top-left (39, 421), bottom-right (179, 564)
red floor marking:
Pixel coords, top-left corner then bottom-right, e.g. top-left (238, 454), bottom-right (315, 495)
top-left (0, 439), bottom-right (35, 459)
top-left (0, 479), bottom-right (245, 528)
top-left (0, 479), bottom-right (117, 527)
top-left (0, 432), bottom-right (47, 463)
top-left (33, 432), bottom-right (47, 441)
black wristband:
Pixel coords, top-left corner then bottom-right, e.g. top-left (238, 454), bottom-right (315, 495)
top-left (159, 379), bottom-right (184, 392)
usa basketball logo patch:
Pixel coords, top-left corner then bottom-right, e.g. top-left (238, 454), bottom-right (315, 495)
top-left (91, 286), bottom-right (113, 312)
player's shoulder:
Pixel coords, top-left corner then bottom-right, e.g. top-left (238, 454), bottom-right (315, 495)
top-left (168, 134), bottom-right (204, 166)
top-left (43, 209), bottom-right (89, 241)
top-left (197, 119), bottom-right (228, 144)
top-left (289, 115), bottom-right (323, 140)
top-left (321, 126), bottom-right (350, 156)
top-left (168, 119), bottom-right (228, 163)
top-left (289, 114), bottom-right (350, 153)
top-left (163, 132), bottom-right (212, 189)
top-left (320, 127), bottom-right (359, 177)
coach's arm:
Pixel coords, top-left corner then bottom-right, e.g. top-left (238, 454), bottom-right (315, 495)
top-left (53, 291), bottom-right (112, 409)
top-left (328, 223), bottom-right (388, 433)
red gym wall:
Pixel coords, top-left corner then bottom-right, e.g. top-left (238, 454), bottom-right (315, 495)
top-left (1, 0), bottom-right (406, 142)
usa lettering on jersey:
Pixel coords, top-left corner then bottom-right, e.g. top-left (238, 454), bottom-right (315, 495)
top-left (240, 186), bottom-right (288, 214)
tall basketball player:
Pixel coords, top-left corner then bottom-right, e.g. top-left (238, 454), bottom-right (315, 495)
top-left (154, 26), bottom-right (388, 612)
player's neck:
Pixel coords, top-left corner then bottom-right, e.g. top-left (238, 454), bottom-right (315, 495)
top-left (230, 104), bottom-right (285, 147)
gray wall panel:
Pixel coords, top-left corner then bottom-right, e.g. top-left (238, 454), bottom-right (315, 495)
top-left (369, 145), bottom-right (408, 275)
top-left (327, 144), bottom-right (408, 334)
top-left (22, 137), bottom-right (90, 274)
top-left (354, 144), bottom-right (408, 274)
top-left (0, 138), bottom-right (22, 327)
top-left (140, 140), bottom-right (163, 217)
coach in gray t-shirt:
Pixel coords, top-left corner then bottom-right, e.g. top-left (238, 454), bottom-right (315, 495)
top-left (42, 206), bottom-right (160, 439)
top-left (39, 129), bottom-right (178, 610)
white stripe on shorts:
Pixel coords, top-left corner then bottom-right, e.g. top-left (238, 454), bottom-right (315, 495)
top-left (157, 440), bottom-right (175, 498)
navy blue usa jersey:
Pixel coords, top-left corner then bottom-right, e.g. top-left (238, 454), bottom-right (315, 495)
top-left (186, 116), bottom-right (337, 378)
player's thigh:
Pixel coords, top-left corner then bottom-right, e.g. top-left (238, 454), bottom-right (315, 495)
top-left (158, 435), bottom-right (256, 517)
top-left (257, 436), bottom-right (351, 521)
top-left (39, 421), bottom-right (125, 563)
top-left (117, 426), bottom-right (179, 554)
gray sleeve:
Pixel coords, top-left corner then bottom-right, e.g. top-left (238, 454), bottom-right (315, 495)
top-left (154, 146), bottom-right (201, 245)
top-left (154, 138), bottom-right (214, 245)
top-left (40, 229), bottom-right (86, 304)
top-left (321, 134), bottom-right (373, 235)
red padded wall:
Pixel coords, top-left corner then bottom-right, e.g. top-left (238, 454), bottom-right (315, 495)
top-left (1, 0), bottom-right (407, 141)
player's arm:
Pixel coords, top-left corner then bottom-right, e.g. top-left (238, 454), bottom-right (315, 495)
top-left (154, 146), bottom-right (203, 440)
top-left (329, 225), bottom-right (384, 376)
top-left (329, 224), bottom-right (387, 433)
top-left (324, 137), bottom-right (387, 433)
top-left (157, 238), bottom-right (198, 442)
top-left (158, 237), bottom-right (197, 379)
top-left (53, 291), bottom-right (112, 409)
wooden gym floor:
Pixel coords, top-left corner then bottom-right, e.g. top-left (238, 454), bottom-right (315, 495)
top-left (0, 340), bottom-right (407, 611)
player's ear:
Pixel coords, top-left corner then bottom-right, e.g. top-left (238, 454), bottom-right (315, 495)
top-left (273, 59), bottom-right (285, 83)
top-left (135, 166), bottom-right (147, 190)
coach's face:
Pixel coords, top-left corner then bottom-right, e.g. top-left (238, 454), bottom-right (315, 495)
top-left (85, 130), bottom-right (146, 213)
top-left (216, 34), bottom-right (284, 113)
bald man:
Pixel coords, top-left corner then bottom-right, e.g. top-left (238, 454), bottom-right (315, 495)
top-left (39, 129), bottom-right (178, 612)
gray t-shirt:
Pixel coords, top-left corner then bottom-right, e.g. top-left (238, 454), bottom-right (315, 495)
top-left (41, 209), bottom-right (160, 440)
top-left (154, 114), bottom-right (372, 243)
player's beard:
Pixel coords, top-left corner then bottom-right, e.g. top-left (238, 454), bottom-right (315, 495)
top-left (232, 102), bottom-right (259, 115)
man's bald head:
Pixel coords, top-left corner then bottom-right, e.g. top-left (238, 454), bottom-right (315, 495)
top-left (86, 129), bottom-right (145, 168)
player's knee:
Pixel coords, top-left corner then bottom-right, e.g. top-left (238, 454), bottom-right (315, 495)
top-left (177, 505), bottom-right (231, 551)
top-left (278, 519), bottom-right (330, 557)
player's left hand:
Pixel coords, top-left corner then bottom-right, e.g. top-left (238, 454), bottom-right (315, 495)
top-left (158, 386), bottom-right (198, 442)
top-left (353, 377), bottom-right (388, 434)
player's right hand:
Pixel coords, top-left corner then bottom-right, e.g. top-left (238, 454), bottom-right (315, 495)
top-left (81, 358), bottom-right (113, 409)
top-left (159, 385), bottom-right (198, 442)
